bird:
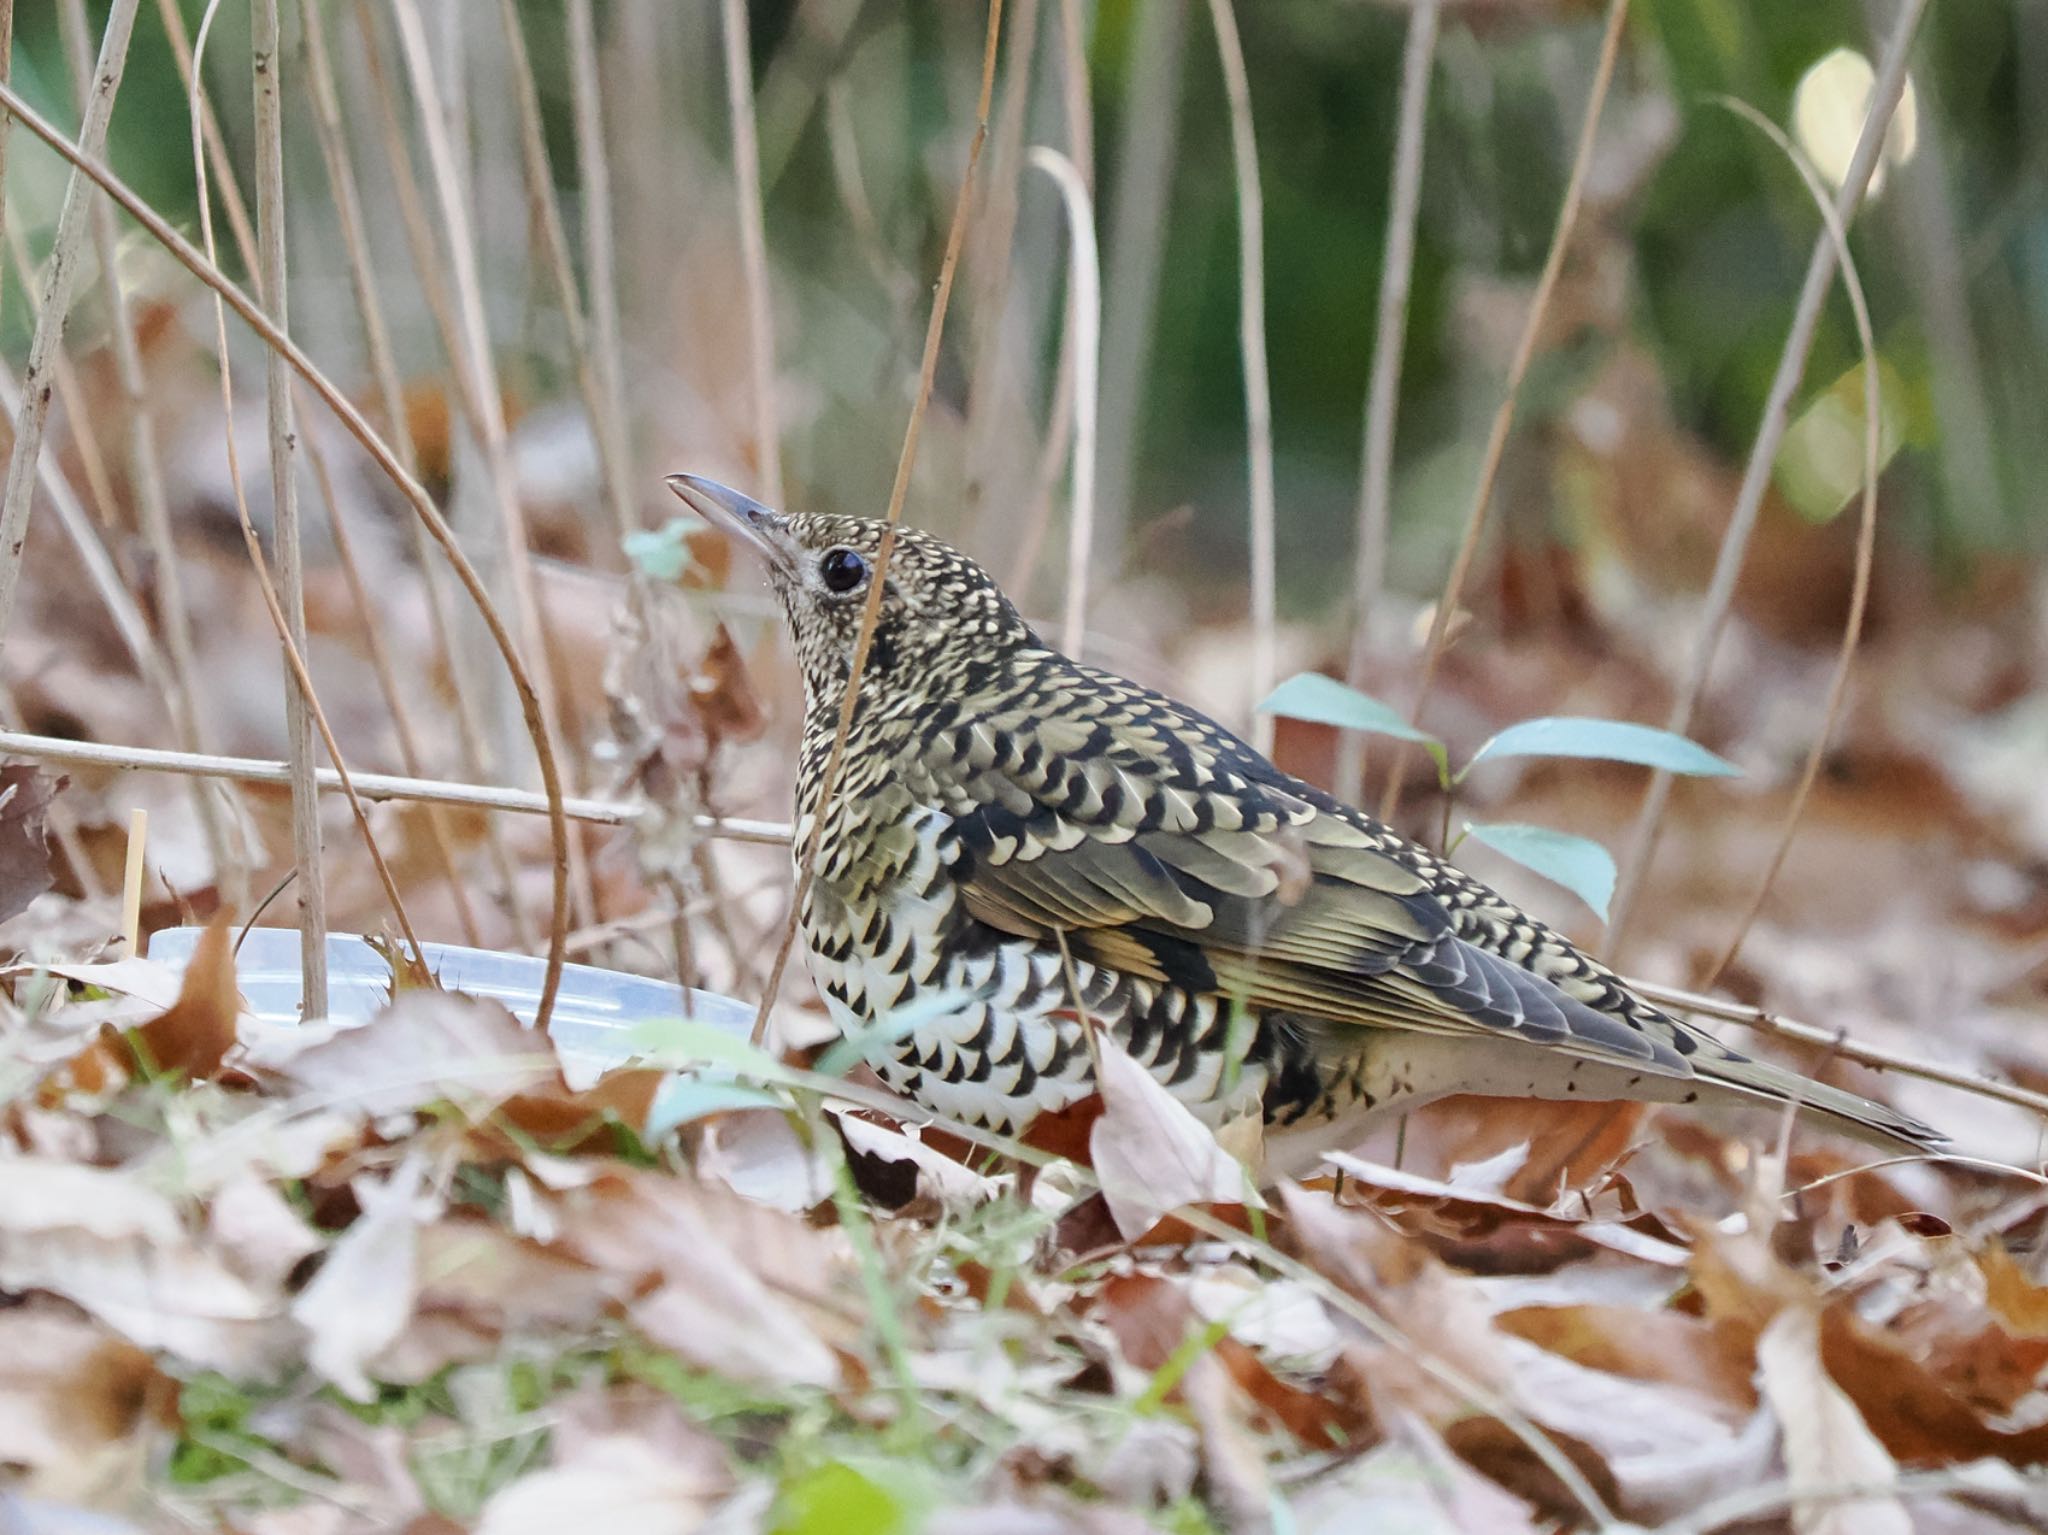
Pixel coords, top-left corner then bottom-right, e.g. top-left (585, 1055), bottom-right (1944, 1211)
top-left (667, 474), bottom-right (1942, 1176)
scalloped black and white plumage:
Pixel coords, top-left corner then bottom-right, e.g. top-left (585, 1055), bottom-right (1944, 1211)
top-left (670, 475), bottom-right (1943, 1173)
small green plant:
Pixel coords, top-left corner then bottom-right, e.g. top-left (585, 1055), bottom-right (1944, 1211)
top-left (1258, 673), bottom-right (1739, 922)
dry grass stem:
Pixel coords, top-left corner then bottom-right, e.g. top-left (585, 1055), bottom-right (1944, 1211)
top-left (1026, 148), bottom-right (1101, 659)
top-left (0, 0), bottom-right (141, 644)
top-left (251, 0), bottom-right (329, 1014)
top-left (0, 728), bottom-right (789, 843)
top-left (1379, 0), bottom-right (1630, 821)
top-left (1701, 100), bottom-right (1882, 990)
top-left (721, 0), bottom-right (784, 507)
top-left (1203, 0), bottom-right (1278, 752)
top-left (57, 0), bottom-right (242, 902)
top-left (0, 75), bottom-right (575, 1028)
top-left (151, 0), bottom-right (258, 272)
top-left (1606, 0), bottom-right (1930, 952)
top-left (1337, 0), bottom-right (1441, 805)
top-left (749, 0), bottom-right (1008, 1045)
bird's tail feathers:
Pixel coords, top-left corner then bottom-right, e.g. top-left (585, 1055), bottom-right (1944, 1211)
top-left (1693, 1052), bottom-right (1945, 1153)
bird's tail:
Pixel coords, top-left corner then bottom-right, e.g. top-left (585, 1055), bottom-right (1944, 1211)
top-left (1691, 1050), bottom-right (1945, 1153)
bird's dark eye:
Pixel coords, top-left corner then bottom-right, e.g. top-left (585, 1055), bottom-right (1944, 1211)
top-left (818, 547), bottom-right (868, 595)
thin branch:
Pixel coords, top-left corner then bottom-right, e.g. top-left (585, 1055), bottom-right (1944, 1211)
top-left (748, 0), bottom-right (1007, 1046)
top-left (1379, 0), bottom-right (1630, 821)
top-left (1337, 0), bottom-right (1440, 805)
top-left (0, 729), bottom-right (788, 844)
top-left (1700, 98), bottom-right (1881, 990)
top-left (1203, 0), bottom-right (1278, 753)
top-left (720, 0), bottom-right (783, 507)
top-left (0, 75), bottom-right (573, 1029)
top-left (1605, 0), bottom-right (1930, 952)
top-left (1028, 148), bottom-right (1100, 660)
top-left (251, 0), bottom-right (328, 1012)
top-left (150, 0), bottom-right (258, 274)
top-left (0, 0), bottom-right (141, 644)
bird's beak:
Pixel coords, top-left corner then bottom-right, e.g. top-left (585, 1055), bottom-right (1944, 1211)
top-left (664, 474), bottom-right (791, 571)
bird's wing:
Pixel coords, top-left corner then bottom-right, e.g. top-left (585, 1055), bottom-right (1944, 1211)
top-left (938, 680), bottom-right (1691, 1076)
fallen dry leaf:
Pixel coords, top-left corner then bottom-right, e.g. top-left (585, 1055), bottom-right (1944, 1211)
top-left (0, 1300), bottom-right (167, 1498)
top-left (133, 908), bottom-right (239, 1078)
top-left (1758, 1304), bottom-right (1913, 1535)
top-left (291, 1153), bottom-right (441, 1400)
top-left (1089, 1033), bottom-right (1259, 1241)
top-left (0, 765), bottom-right (63, 928)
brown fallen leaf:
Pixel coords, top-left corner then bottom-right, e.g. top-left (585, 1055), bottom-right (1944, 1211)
top-left (0, 1299), bottom-right (168, 1499)
top-left (134, 908), bottom-right (240, 1078)
top-left (0, 764), bottom-right (63, 927)
top-left (1088, 1033), bottom-right (1260, 1241)
top-left (290, 1153), bottom-right (440, 1400)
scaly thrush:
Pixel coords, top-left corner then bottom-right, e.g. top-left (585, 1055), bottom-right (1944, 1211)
top-left (669, 475), bottom-right (1941, 1174)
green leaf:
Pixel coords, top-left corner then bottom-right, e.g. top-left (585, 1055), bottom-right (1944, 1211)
top-left (623, 519), bottom-right (698, 582)
top-left (773, 1459), bottom-right (932, 1535)
top-left (1773, 357), bottom-right (1914, 523)
top-left (643, 1080), bottom-right (787, 1141)
top-left (1256, 673), bottom-right (1435, 745)
top-left (1462, 822), bottom-right (1616, 921)
top-left (1465, 717), bottom-right (1738, 778)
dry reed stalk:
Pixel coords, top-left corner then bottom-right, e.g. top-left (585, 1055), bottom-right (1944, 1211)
top-left (386, 0), bottom-right (600, 937)
top-left (1605, 0), bottom-right (1929, 954)
top-left (1337, 0), bottom-right (1441, 806)
top-left (1203, 0), bottom-right (1277, 753)
top-left (150, 0), bottom-right (258, 272)
top-left (720, 0), bottom-right (785, 507)
top-left (1027, 148), bottom-right (1100, 660)
top-left (748, 0), bottom-right (1008, 1045)
top-left (0, 77), bottom-right (575, 1030)
top-left (57, 0), bottom-right (242, 907)
top-left (1379, 0), bottom-right (1630, 822)
top-left (251, 0), bottom-right (328, 1014)
top-left (296, 0), bottom-right (526, 943)
top-left (0, 0), bottom-right (141, 644)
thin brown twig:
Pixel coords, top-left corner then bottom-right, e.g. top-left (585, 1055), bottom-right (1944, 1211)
top-left (0, 0), bottom-right (142, 645)
top-left (1337, 0), bottom-right (1441, 806)
top-left (0, 75), bottom-right (573, 1030)
top-left (251, 0), bottom-right (329, 1013)
top-left (1203, 0), bottom-right (1278, 753)
top-left (747, 0), bottom-right (1007, 1047)
top-left (1379, 0), bottom-right (1630, 822)
top-left (1700, 99), bottom-right (1881, 990)
top-left (721, 0), bottom-right (784, 507)
top-left (1605, 0), bottom-right (1929, 952)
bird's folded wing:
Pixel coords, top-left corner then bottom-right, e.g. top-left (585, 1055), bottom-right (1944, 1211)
top-left (949, 787), bottom-right (1691, 1077)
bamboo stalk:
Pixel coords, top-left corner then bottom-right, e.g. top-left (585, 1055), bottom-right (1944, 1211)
top-left (251, 0), bottom-right (326, 1016)
top-left (1203, 0), bottom-right (1277, 753)
top-left (0, 0), bottom-right (142, 646)
top-left (1605, 0), bottom-right (1930, 954)
top-left (1027, 148), bottom-right (1100, 661)
top-left (1337, 0), bottom-right (1440, 805)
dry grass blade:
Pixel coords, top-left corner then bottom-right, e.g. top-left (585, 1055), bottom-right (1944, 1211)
top-left (1338, 0), bottom-right (1441, 806)
top-left (1605, 0), bottom-right (1931, 952)
top-left (1699, 99), bottom-right (1881, 990)
top-left (1379, 0), bottom-right (1630, 821)
top-left (747, 0), bottom-right (1008, 1046)
top-left (721, 0), bottom-right (784, 508)
top-left (1027, 147), bottom-right (1102, 659)
top-left (251, 0), bottom-right (328, 1015)
top-left (1203, 0), bottom-right (1279, 753)
top-left (0, 0), bottom-right (141, 643)
top-left (0, 76), bottom-right (574, 1031)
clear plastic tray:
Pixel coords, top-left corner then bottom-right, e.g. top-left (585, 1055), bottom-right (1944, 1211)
top-left (146, 926), bottom-right (757, 1135)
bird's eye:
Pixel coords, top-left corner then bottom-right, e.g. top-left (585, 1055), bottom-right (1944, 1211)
top-left (818, 547), bottom-right (868, 595)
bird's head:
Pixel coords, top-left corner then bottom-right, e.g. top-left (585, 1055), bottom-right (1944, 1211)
top-left (667, 474), bottom-right (1037, 712)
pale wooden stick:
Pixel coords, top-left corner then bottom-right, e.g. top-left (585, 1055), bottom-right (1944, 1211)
top-left (1027, 148), bottom-right (1100, 661)
top-left (119, 807), bottom-right (146, 953)
top-left (1202, 0), bottom-right (1277, 752)
top-left (0, 0), bottom-right (141, 644)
